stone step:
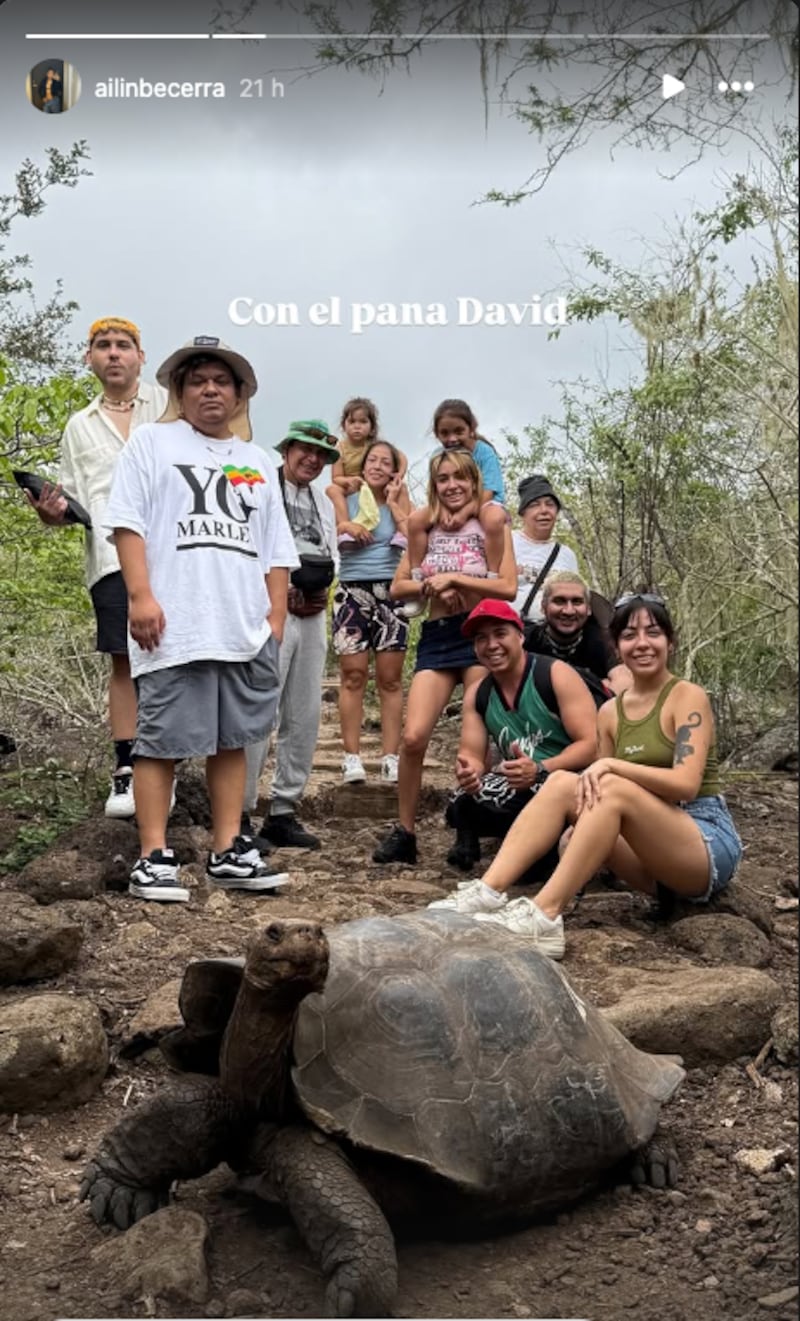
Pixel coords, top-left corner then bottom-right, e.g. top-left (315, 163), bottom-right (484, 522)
top-left (312, 753), bottom-right (444, 773)
top-left (315, 735), bottom-right (383, 751)
top-left (329, 783), bottom-right (398, 819)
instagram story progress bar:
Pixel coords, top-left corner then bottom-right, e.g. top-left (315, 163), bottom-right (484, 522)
top-left (26, 31), bottom-right (771, 41)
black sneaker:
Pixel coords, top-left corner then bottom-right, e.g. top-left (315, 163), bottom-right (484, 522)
top-left (262, 815), bottom-right (321, 850)
top-left (373, 824), bottom-right (417, 865)
top-left (129, 850), bottom-right (190, 903)
top-left (207, 835), bottom-right (290, 892)
top-left (240, 813), bottom-right (273, 855)
top-left (446, 829), bottom-right (481, 872)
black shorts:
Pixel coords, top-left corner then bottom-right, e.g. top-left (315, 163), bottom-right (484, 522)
top-left (89, 571), bottom-right (128, 655)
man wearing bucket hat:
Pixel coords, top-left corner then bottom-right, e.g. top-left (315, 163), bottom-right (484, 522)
top-left (441, 599), bottom-right (596, 877)
top-left (26, 317), bottom-right (167, 820)
top-left (242, 420), bottom-right (339, 852)
top-left (104, 336), bottom-right (298, 902)
top-left (512, 474), bottom-right (579, 624)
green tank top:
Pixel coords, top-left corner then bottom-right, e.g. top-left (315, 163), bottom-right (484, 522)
top-left (483, 656), bottom-right (570, 762)
top-left (614, 676), bottom-right (720, 796)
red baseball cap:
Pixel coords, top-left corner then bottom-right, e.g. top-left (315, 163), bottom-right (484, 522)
top-left (461, 600), bottom-right (524, 638)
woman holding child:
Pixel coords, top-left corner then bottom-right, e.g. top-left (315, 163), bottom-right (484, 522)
top-left (373, 447), bottom-right (517, 864)
top-left (429, 592), bottom-right (743, 958)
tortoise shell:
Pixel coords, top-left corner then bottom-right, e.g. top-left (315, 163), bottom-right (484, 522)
top-left (173, 912), bottom-right (683, 1200)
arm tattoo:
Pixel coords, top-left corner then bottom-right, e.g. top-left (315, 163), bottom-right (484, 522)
top-left (674, 712), bottom-right (702, 766)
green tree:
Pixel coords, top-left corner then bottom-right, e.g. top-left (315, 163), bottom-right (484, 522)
top-left (0, 145), bottom-right (104, 751)
top-left (0, 142), bottom-right (92, 377)
top-left (504, 138), bottom-right (798, 735)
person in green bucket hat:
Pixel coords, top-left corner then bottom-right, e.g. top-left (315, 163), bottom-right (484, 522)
top-left (242, 420), bottom-right (340, 850)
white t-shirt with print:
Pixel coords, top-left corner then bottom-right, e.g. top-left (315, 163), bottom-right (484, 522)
top-left (512, 531), bottom-right (579, 621)
top-left (104, 420), bottom-right (299, 677)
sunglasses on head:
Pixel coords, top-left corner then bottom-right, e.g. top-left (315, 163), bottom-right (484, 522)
top-left (613, 592), bottom-right (666, 609)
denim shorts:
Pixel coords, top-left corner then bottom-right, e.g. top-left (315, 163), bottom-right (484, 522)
top-left (682, 794), bottom-right (743, 900)
top-left (414, 612), bottom-right (479, 674)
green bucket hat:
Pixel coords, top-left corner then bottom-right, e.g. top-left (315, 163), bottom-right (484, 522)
top-left (275, 419), bottom-right (339, 463)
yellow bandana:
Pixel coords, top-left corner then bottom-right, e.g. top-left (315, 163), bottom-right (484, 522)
top-left (88, 317), bottom-right (141, 347)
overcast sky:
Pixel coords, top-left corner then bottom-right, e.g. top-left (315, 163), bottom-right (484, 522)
top-left (0, 0), bottom-right (787, 487)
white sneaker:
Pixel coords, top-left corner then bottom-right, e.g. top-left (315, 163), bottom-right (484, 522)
top-left (105, 767), bottom-right (136, 819)
top-left (380, 753), bottom-right (399, 784)
top-left (342, 753), bottom-right (366, 784)
top-left (474, 897), bottom-right (566, 959)
top-left (428, 878), bottom-right (507, 915)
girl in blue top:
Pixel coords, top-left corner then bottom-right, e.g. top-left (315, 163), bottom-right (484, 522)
top-left (331, 441), bottom-right (412, 786)
top-left (406, 400), bottom-right (507, 605)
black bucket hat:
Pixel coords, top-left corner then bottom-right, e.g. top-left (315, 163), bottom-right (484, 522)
top-left (518, 474), bottom-right (561, 513)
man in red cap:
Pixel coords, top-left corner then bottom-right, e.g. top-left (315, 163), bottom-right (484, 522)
top-left (444, 599), bottom-right (596, 875)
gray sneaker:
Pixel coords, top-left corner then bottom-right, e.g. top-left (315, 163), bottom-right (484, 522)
top-left (474, 897), bottom-right (566, 959)
top-left (207, 835), bottom-right (289, 892)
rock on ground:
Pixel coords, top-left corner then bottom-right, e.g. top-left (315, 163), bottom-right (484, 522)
top-left (14, 850), bottom-right (107, 904)
top-left (0, 893), bottom-right (83, 983)
top-left (771, 1000), bottom-right (799, 1065)
top-left (599, 964), bottom-right (783, 1065)
top-left (89, 1206), bottom-right (209, 1306)
top-left (118, 978), bottom-right (183, 1058)
top-left (670, 913), bottom-right (772, 968)
top-left (726, 717), bottom-right (798, 772)
top-left (0, 993), bottom-right (108, 1112)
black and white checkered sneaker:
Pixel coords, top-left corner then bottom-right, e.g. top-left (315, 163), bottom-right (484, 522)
top-left (206, 835), bottom-right (289, 891)
top-left (129, 849), bottom-right (190, 903)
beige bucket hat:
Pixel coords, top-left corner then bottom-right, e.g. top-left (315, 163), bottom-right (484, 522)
top-left (156, 336), bottom-right (258, 441)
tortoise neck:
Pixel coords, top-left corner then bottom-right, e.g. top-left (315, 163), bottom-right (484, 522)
top-left (219, 984), bottom-right (301, 1117)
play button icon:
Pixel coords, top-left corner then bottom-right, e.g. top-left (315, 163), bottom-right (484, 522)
top-left (662, 73), bottom-right (685, 99)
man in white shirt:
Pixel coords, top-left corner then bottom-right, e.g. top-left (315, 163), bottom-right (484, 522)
top-left (511, 474), bottom-right (579, 622)
top-left (104, 336), bottom-right (299, 902)
top-left (27, 317), bottom-right (167, 819)
top-left (243, 420), bottom-right (339, 851)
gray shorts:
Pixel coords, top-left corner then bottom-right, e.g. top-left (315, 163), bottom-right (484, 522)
top-left (133, 636), bottom-right (281, 760)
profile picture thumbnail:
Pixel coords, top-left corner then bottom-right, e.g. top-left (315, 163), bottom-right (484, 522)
top-left (26, 59), bottom-right (82, 114)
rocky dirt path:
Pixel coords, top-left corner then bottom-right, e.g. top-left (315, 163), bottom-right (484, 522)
top-left (0, 708), bottom-right (797, 1321)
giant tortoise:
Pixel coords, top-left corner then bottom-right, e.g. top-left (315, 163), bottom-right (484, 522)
top-left (80, 912), bottom-right (684, 1316)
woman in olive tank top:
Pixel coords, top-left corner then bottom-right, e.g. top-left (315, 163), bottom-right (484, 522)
top-left (426, 594), bottom-right (742, 960)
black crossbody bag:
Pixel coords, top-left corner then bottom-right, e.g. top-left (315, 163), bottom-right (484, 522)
top-left (278, 469), bottom-right (335, 594)
top-left (520, 542), bottom-right (561, 646)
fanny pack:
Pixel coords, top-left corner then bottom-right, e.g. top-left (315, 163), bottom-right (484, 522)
top-left (278, 468), bottom-right (335, 594)
top-left (291, 554), bottom-right (335, 594)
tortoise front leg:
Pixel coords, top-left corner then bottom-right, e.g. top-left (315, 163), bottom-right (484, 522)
top-left (80, 1076), bottom-right (241, 1229)
top-left (250, 1125), bottom-right (397, 1318)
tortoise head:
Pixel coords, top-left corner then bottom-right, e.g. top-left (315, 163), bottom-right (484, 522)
top-left (220, 921), bottom-right (330, 1116)
top-left (243, 919), bottom-right (330, 1000)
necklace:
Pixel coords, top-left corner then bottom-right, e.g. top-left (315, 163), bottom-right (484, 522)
top-left (101, 392), bottom-right (138, 412)
top-left (544, 624), bottom-right (583, 658)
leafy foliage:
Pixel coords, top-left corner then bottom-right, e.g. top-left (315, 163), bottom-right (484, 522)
top-left (0, 145), bottom-right (103, 750)
top-left (289, 0), bottom-right (798, 198)
top-left (504, 133), bottom-right (798, 737)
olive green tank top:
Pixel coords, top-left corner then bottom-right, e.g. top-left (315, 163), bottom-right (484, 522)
top-left (614, 676), bottom-right (720, 797)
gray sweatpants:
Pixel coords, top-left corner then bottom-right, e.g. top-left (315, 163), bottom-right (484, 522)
top-left (244, 610), bottom-right (327, 816)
